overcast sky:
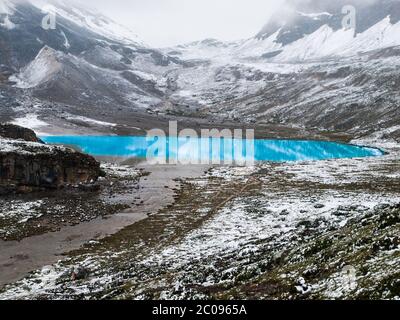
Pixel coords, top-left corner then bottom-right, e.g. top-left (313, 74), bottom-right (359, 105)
top-left (78, 0), bottom-right (284, 47)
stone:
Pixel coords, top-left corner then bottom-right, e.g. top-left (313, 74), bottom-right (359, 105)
top-left (70, 266), bottom-right (91, 281)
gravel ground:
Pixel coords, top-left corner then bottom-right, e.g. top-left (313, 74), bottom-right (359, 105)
top-left (0, 163), bottom-right (143, 241)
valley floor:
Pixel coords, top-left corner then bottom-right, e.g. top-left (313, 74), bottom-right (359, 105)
top-left (0, 135), bottom-right (399, 300)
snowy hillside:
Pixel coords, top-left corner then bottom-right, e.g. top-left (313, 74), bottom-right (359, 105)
top-left (29, 0), bottom-right (144, 46)
top-left (158, 0), bottom-right (400, 142)
top-left (11, 46), bottom-right (62, 89)
top-left (252, 0), bottom-right (400, 61)
top-left (0, 0), bottom-right (150, 69)
top-left (0, 0), bottom-right (186, 127)
top-left (166, 0), bottom-right (400, 62)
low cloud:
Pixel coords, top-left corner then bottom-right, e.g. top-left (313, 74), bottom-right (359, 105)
top-left (61, 0), bottom-right (286, 47)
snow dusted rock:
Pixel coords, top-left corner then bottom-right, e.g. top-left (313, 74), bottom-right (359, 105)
top-left (0, 123), bottom-right (43, 143)
top-left (0, 124), bottom-right (101, 194)
top-left (69, 266), bottom-right (91, 281)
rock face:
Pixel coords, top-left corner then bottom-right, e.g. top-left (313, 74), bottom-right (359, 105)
top-left (0, 123), bottom-right (42, 143)
top-left (0, 124), bottom-right (101, 194)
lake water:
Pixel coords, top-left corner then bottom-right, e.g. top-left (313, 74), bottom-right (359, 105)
top-left (41, 136), bottom-right (383, 164)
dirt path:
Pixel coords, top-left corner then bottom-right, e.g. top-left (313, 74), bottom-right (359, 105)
top-left (0, 164), bottom-right (208, 287)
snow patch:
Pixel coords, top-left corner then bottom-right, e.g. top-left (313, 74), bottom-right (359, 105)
top-left (65, 115), bottom-right (117, 127)
top-left (11, 114), bottom-right (49, 133)
top-left (298, 11), bottom-right (333, 19)
top-left (60, 30), bottom-right (70, 49)
top-left (11, 46), bottom-right (63, 89)
top-left (237, 30), bottom-right (282, 59)
top-left (0, 200), bottom-right (44, 223)
top-left (0, 0), bottom-right (15, 15)
top-left (0, 15), bottom-right (16, 29)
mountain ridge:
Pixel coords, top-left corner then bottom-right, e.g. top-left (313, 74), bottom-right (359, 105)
top-left (1, 0), bottom-right (400, 141)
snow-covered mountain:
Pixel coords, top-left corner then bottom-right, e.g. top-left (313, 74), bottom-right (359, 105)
top-left (166, 0), bottom-right (400, 62)
top-left (0, 0), bottom-right (186, 133)
top-left (30, 0), bottom-right (145, 45)
top-left (1, 0), bottom-right (140, 69)
top-left (251, 0), bottom-right (400, 61)
top-left (160, 0), bottom-right (400, 139)
top-left (1, 0), bottom-right (400, 140)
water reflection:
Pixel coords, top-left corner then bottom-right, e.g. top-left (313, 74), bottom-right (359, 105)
top-left (41, 136), bottom-right (383, 164)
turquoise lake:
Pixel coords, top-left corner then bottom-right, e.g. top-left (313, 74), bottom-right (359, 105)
top-left (41, 136), bottom-right (383, 163)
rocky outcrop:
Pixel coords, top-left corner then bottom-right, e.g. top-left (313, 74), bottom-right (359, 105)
top-left (0, 125), bottom-right (101, 195)
top-left (0, 123), bottom-right (43, 143)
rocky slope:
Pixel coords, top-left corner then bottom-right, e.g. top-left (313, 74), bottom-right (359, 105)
top-left (0, 123), bottom-right (42, 142)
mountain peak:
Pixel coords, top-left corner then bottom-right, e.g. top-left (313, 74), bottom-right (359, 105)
top-left (256, 0), bottom-right (400, 45)
top-left (2, 0), bottom-right (145, 47)
top-left (31, 0), bottom-right (145, 46)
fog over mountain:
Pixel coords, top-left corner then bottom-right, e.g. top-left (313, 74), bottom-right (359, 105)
top-left (55, 0), bottom-right (285, 46)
